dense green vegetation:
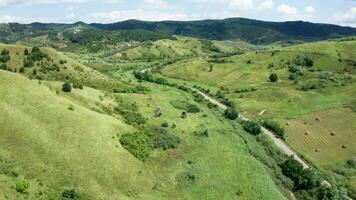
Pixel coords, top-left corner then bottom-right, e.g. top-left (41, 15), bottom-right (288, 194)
top-left (0, 18), bottom-right (355, 200)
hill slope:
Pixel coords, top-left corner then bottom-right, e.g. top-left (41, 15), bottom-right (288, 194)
top-left (0, 70), bottom-right (290, 199)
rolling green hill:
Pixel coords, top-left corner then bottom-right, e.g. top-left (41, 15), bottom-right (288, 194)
top-left (0, 43), bottom-right (133, 91)
top-left (161, 38), bottom-right (356, 196)
top-left (0, 70), bottom-right (290, 199)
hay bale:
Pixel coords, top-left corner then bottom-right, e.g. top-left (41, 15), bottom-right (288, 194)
top-left (286, 122), bottom-right (290, 126)
top-left (342, 145), bottom-right (347, 149)
top-left (315, 117), bottom-right (320, 121)
top-left (330, 131), bottom-right (336, 136)
top-left (315, 148), bottom-right (321, 152)
top-left (305, 131), bottom-right (310, 135)
top-left (304, 121), bottom-right (307, 125)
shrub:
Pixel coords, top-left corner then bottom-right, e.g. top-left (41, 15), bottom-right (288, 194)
top-left (194, 129), bottom-right (209, 137)
top-left (0, 49), bottom-right (10, 63)
top-left (62, 189), bottom-right (89, 199)
top-left (262, 120), bottom-right (285, 140)
top-left (15, 180), bottom-right (29, 194)
top-left (115, 107), bottom-right (146, 126)
top-left (224, 108), bottom-right (239, 120)
top-left (120, 132), bottom-right (151, 160)
top-left (319, 184), bottom-right (348, 200)
top-left (150, 132), bottom-right (180, 150)
top-left (161, 120), bottom-right (169, 128)
top-left (181, 111), bottom-right (187, 119)
top-left (59, 60), bottom-right (67, 65)
top-left (281, 156), bottom-right (304, 182)
top-left (347, 157), bottom-right (356, 168)
top-left (242, 120), bottom-right (261, 135)
top-left (24, 48), bottom-right (29, 55)
top-left (154, 107), bottom-right (163, 117)
top-left (170, 100), bottom-right (200, 113)
top-left (62, 82), bottom-right (72, 92)
top-left (73, 83), bottom-right (83, 90)
top-left (269, 73), bottom-right (279, 82)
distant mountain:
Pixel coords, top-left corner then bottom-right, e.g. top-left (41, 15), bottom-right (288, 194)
top-left (90, 18), bottom-right (356, 44)
top-left (1, 18), bottom-right (355, 45)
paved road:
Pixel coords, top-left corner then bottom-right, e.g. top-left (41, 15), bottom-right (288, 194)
top-left (141, 68), bottom-right (307, 168)
top-left (193, 89), bottom-right (310, 168)
top-left (138, 69), bottom-right (352, 199)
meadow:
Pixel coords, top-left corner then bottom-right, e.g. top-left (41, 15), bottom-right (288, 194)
top-left (161, 39), bottom-right (356, 195)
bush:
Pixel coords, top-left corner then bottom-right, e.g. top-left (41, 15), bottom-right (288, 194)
top-left (281, 156), bottom-right (304, 182)
top-left (62, 82), bottom-right (72, 92)
top-left (115, 107), bottom-right (146, 126)
top-left (0, 49), bottom-right (10, 63)
top-left (224, 108), bottom-right (239, 120)
top-left (269, 73), bottom-right (279, 82)
top-left (181, 111), bottom-right (187, 119)
top-left (120, 132), bottom-right (152, 160)
top-left (120, 127), bottom-right (181, 160)
top-left (150, 127), bottom-right (180, 150)
top-left (62, 189), bottom-right (89, 199)
top-left (161, 120), bottom-right (169, 128)
top-left (242, 120), bottom-right (262, 135)
top-left (262, 120), bottom-right (285, 140)
top-left (154, 107), bottom-right (163, 117)
top-left (15, 180), bottom-right (29, 194)
top-left (170, 100), bottom-right (200, 113)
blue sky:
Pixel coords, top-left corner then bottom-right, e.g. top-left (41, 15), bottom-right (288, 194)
top-left (0, 0), bottom-right (356, 27)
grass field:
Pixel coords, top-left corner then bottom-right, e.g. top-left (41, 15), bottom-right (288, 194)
top-left (161, 39), bottom-right (356, 194)
top-left (0, 69), bottom-right (290, 199)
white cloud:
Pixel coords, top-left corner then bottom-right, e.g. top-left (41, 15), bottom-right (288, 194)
top-left (88, 9), bottom-right (189, 23)
top-left (0, 0), bottom-right (90, 7)
top-left (305, 6), bottom-right (315, 14)
top-left (335, 7), bottom-right (356, 27)
top-left (277, 4), bottom-right (298, 15)
top-left (257, 0), bottom-right (274, 11)
top-left (143, 0), bottom-right (168, 8)
top-left (229, 0), bottom-right (254, 10)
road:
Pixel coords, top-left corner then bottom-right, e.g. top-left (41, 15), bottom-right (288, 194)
top-left (140, 68), bottom-right (310, 169)
top-left (138, 69), bottom-right (352, 199)
top-left (193, 89), bottom-right (310, 168)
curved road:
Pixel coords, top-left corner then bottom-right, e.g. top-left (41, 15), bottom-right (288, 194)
top-left (141, 67), bottom-right (308, 168)
top-left (139, 68), bottom-right (352, 199)
top-left (193, 89), bottom-right (309, 168)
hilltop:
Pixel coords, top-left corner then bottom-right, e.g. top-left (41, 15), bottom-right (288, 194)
top-left (1, 18), bottom-right (356, 46)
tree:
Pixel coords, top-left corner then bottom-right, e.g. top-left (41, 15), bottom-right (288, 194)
top-left (281, 156), bottom-right (304, 182)
top-left (224, 108), bottom-right (239, 120)
top-left (181, 111), bottom-right (187, 119)
top-left (62, 82), bottom-right (72, 92)
top-left (24, 48), bottom-right (29, 56)
top-left (154, 107), bottom-right (163, 117)
top-left (242, 120), bottom-right (261, 135)
top-left (161, 120), bottom-right (169, 128)
top-left (269, 73), bottom-right (279, 82)
top-left (319, 184), bottom-right (348, 200)
top-left (295, 169), bottom-right (321, 190)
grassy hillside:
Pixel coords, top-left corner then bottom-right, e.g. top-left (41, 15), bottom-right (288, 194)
top-left (113, 37), bottom-right (236, 61)
top-left (0, 70), bottom-right (152, 199)
top-left (161, 39), bottom-right (356, 195)
top-left (0, 70), bottom-right (290, 199)
top-left (0, 43), bottom-right (134, 91)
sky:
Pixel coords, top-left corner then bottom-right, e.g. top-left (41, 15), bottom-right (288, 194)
top-left (0, 0), bottom-right (356, 27)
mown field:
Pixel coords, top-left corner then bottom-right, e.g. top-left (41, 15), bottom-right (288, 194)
top-left (161, 39), bottom-right (356, 195)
